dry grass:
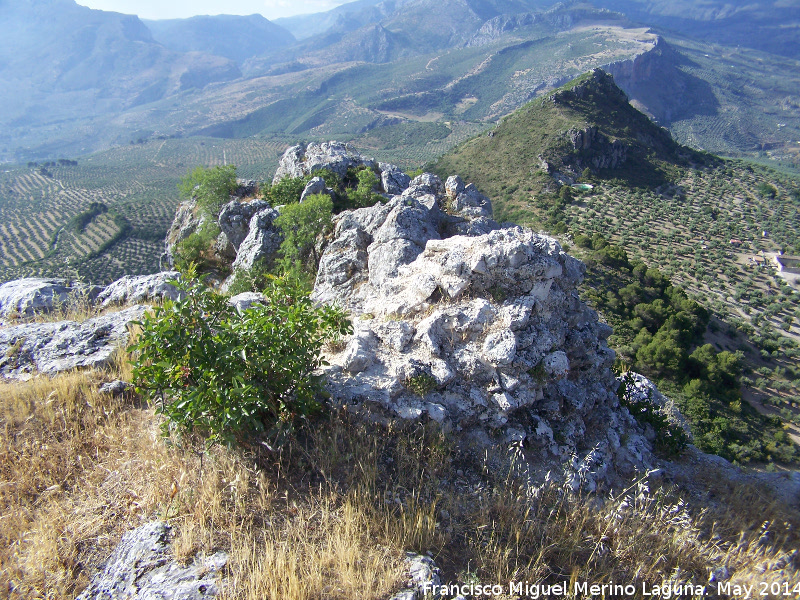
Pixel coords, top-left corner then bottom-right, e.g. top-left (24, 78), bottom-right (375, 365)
top-left (1, 356), bottom-right (798, 599)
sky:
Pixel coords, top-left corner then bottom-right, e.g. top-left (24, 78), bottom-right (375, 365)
top-left (74, 0), bottom-right (349, 20)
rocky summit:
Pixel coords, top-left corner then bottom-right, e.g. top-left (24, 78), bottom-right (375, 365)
top-left (308, 173), bottom-right (651, 492)
top-left (157, 142), bottom-right (657, 491)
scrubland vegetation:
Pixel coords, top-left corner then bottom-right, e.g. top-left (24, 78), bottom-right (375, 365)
top-left (3, 349), bottom-right (799, 598)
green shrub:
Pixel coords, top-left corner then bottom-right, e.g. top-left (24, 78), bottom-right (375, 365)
top-left (173, 221), bottom-right (221, 272)
top-left (178, 165), bottom-right (238, 215)
top-left (404, 373), bottom-right (437, 396)
top-left (617, 372), bottom-right (689, 456)
top-left (274, 193), bottom-right (333, 274)
top-left (265, 175), bottom-right (307, 206)
top-left (130, 274), bottom-right (351, 446)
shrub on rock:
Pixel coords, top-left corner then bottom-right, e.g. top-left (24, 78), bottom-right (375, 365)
top-left (130, 273), bottom-right (350, 445)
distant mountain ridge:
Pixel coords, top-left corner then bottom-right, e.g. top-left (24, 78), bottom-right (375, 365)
top-left (144, 14), bottom-right (296, 65)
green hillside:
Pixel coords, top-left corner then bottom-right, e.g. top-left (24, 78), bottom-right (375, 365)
top-left (434, 70), bottom-right (800, 464)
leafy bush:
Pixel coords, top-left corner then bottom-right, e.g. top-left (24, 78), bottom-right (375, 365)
top-left (274, 193), bottom-right (333, 274)
top-left (130, 274), bottom-right (351, 445)
top-left (178, 165), bottom-right (238, 215)
top-left (173, 221), bottom-right (221, 271)
top-left (265, 175), bottom-right (308, 206)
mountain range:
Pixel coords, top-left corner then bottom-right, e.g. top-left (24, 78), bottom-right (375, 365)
top-left (0, 0), bottom-right (799, 166)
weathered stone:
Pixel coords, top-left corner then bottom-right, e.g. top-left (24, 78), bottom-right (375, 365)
top-left (299, 176), bottom-right (333, 203)
top-left (96, 272), bottom-right (182, 307)
top-left (0, 278), bottom-right (80, 317)
top-left (445, 175), bottom-right (465, 199)
top-left (543, 350), bottom-right (569, 377)
top-left (162, 200), bottom-right (200, 269)
top-left (379, 163), bottom-right (411, 195)
top-left (388, 553), bottom-right (442, 600)
top-left (99, 379), bottom-right (131, 396)
top-left (76, 521), bottom-right (226, 600)
top-left (451, 183), bottom-right (493, 219)
top-left (273, 141), bottom-right (375, 184)
top-left (0, 305), bottom-right (148, 380)
top-left (228, 292), bottom-right (265, 313)
top-left (231, 208), bottom-right (282, 271)
top-left (218, 199), bottom-right (270, 251)
top-left (232, 179), bottom-right (258, 199)
top-left (483, 330), bottom-right (517, 365)
top-left (315, 206), bottom-right (649, 490)
top-left (373, 320), bottom-right (415, 352)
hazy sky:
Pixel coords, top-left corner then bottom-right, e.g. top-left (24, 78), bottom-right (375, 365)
top-left (74, 0), bottom-right (349, 20)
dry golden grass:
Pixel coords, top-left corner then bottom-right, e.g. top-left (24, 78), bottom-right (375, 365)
top-left (1, 356), bottom-right (798, 599)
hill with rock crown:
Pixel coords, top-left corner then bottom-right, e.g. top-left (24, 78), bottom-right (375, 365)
top-left (3, 140), bottom-right (800, 598)
top-left (431, 68), bottom-right (698, 217)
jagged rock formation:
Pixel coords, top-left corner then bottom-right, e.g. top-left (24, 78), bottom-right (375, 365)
top-left (230, 206), bottom-right (282, 271)
top-left (76, 521), bottom-right (227, 600)
top-left (273, 141), bottom-right (377, 184)
top-left (312, 168), bottom-right (653, 490)
top-left (161, 199), bottom-right (202, 269)
top-left (162, 179), bottom-right (265, 270)
top-left (0, 305), bottom-right (148, 380)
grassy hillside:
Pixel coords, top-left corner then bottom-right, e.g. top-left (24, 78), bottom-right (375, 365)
top-left (433, 71), bottom-right (800, 464)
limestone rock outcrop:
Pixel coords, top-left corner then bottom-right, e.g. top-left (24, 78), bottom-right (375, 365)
top-left (380, 163), bottom-right (411, 195)
top-left (273, 141), bottom-right (376, 184)
top-left (76, 521), bottom-right (226, 600)
top-left (161, 200), bottom-right (202, 269)
top-left (312, 171), bottom-right (652, 490)
top-left (96, 272), bottom-right (183, 307)
top-left (231, 206), bottom-right (282, 271)
top-left (0, 278), bottom-right (96, 318)
top-left (0, 305), bottom-right (147, 380)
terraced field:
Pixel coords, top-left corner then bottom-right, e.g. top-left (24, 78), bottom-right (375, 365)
top-left (0, 138), bottom-right (293, 283)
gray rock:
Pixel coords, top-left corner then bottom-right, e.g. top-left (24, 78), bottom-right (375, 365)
top-left (96, 272), bottom-right (182, 307)
top-left (483, 330), bottom-right (517, 365)
top-left (445, 175), bottom-right (466, 199)
top-left (228, 292), bottom-right (265, 313)
top-left (0, 305), bottom-right (148, 380)
top-left (315, 213), bottom-right (650, 490)
top-left (162, 200), bottom-right (200, 269)
top-left (76, 521), bottom-right (226, 600)
top-left (373, 320), bottom-right (415, 352)
top-left (273, 142), bottom-right (375, 184)
top-left (232, 179), bottom-right (258, 199)
top-left (379, 163), bottom-right (411, 195)
top-left (543, 350), bottom-right (569, 377)
top-left (231, 207), bottom-right (282, 271)
top-left (405, 173), bottom-right (443, 198)
top-left (218, 199), bottom-right (271, 251)
top-left (99, 380), bottom-right (131, 396)
top-left (0, 278), bottom-right (78, 317)
top-left (367, 196), bottom-right (441, 288)
top-left (451, 183), bottom-right (493, 219)
top-left (299, 176), bottom-right (334, 203)
top-left (388, 553), bottom-right (441, 600)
